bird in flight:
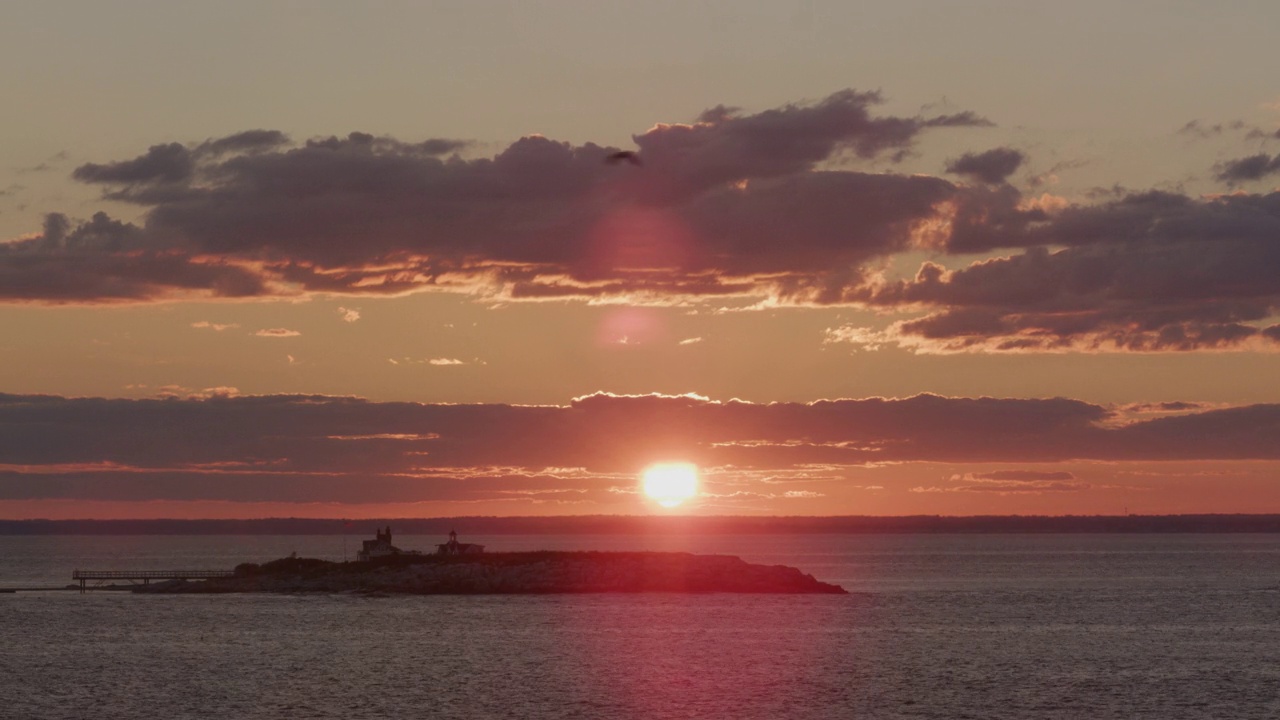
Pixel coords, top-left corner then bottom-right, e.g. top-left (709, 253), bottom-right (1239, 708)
top-left (605, 150), bottom-right (642, 166)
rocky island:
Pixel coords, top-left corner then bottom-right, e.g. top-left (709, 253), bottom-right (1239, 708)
top-left (134, 551), bottom-right (847, 595)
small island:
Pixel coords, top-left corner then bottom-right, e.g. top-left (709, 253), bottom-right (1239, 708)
top-left (131, 529), bottom-right (846, 595)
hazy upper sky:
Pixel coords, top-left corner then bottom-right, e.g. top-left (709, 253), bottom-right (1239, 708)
top-left (2, 1), bottom-right (1279, 519)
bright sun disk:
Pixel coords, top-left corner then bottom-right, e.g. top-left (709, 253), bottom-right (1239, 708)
top-left (641, 462), bottom-right (699, 508)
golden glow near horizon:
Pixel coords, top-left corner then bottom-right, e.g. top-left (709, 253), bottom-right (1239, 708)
top-left (641, 463), bottom-right (700, 508)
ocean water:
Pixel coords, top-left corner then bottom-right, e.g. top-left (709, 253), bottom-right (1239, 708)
top-left (2, 533), bottom-right (1279, 719)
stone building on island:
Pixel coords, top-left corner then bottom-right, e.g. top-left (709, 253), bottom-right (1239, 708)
top-left (356, 527), bottom-right (483, 561)
top-left (437, 530), bottom-right (485, 555)
top-left (357, 526), bottom-right (415, 562)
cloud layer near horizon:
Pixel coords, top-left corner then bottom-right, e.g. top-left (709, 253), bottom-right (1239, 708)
top-left (4, 88), bottom-right (1279, 352)
top-left (1, 392), bottom-right (1276, 505)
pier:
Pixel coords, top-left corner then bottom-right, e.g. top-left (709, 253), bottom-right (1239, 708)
top-left (72, 569), bottom-right (235, 593)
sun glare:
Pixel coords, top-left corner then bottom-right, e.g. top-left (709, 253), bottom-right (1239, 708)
top-left (641, 463), bottom-right (699, 508)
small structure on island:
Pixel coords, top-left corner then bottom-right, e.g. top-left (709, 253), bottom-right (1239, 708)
top-left (437, 530), bottom-right (485, 556)
top-left (357, 526), bottom-right (417, 562)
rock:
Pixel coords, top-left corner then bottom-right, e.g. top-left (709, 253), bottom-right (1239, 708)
top-left (134, 551), bottom-right (846, 595)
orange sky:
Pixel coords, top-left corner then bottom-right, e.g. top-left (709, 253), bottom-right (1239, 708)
top-left (2, 5), bottom-right (1279, 519)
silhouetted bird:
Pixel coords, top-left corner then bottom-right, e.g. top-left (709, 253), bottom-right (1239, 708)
top-left (605, 150), bottom-right (642, 166)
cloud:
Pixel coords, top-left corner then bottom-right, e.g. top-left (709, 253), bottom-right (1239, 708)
top-left (931, 470), bottom-right (1091, 494)
top-left (199, 129), bottom-right (291, 156)
top-left (337, 306), bottom-right (360, 323)
top-left (945, 147), bottom-right (1026, 184)
top-left (1122, 401), bottom-right (1203, 412)
top-left (70, 130), bottom-right (289, 196)
top-left (389, 357), bottom-right (470, 366)
top-left (153, 386), bottom-right (241, 400)
top-left (1215, 154), bottom-right (1280, 184)
top-left (911, 482), bottom-right (1084, 494)
top-left (254, 328), bottom-right (300, 338)
top-left (2, 91), bottom-right (983, 305)
top-left (628, 89), bottom-right (987, 200)
top-left (0, 211), bottom-right (268, 302)
top-left (835, 190), bottom-right (1280, 352)
top-left (0, 392), bottom-right (1276, 503)
top-left (1027, 158), bottom-right (1091, 188)
top-left (967, 470), bottom-right (1076, 482)
top-left (678, 337), bottom-right (703, 345)
top-left (1177, 119), bottom-right (1280, 143)
top-left (73, 142), bottom-right (194, 186)
top-left (18, 151), bottom-right (69, 174)
top-left (1177, 119), bottom-right (1248, 139)
top-left (5, 91), bottom-right (1277, 356)
top-left (191, 321), bottom-right (239, 331)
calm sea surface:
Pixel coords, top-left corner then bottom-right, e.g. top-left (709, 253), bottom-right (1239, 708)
top-left (2, 533), bottom-right (1278, 719)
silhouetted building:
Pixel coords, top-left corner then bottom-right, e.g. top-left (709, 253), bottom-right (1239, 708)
top-left (437, 530), bottom-right (485, 555)
top-left (357, 526), bottom-right (404, 561)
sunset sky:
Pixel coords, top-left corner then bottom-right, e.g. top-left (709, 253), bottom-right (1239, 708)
top-left (2, 1), bottom-right (1279, 519)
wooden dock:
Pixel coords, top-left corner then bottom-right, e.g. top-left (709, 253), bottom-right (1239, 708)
top-left (71, 569), bottom-right (235, 593)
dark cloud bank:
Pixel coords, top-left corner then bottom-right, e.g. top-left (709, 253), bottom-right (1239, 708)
top-left (1216, 153), bottom-right (1280, 184)
top-left (4, 89), bottom-right (1279, 352)
top-left (945, 147), bottom-right (1025, 184)
top-left (0, 392), bottom-right (1276, 504)
top-left (841, 190), bottom-right (1280, 352)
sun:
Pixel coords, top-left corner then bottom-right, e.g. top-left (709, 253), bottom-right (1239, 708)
top-left (641, 462), bottom-right (699, 508)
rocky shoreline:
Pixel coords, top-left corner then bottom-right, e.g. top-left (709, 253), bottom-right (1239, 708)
top-left (133, 551), bottom-right (847, 595)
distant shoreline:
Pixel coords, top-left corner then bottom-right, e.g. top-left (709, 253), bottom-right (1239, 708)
top-left (6, 514), bottom-right (1280, 535)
